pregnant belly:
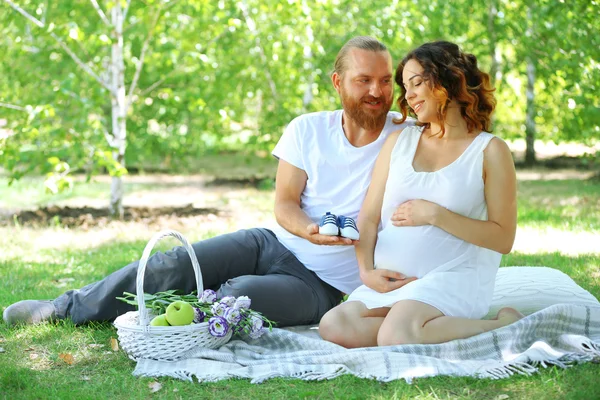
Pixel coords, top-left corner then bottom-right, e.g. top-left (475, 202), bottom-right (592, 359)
top-left (373, 225), bottom-right (471, 278)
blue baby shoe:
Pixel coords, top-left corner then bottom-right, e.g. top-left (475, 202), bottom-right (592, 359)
top-left (337, 215), bottom-right (359, 240)
top-left (318, 212), bottom-right (339, 236)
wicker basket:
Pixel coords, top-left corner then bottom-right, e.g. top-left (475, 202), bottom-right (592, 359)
top-left (113, 230), bottom-right (232, 361)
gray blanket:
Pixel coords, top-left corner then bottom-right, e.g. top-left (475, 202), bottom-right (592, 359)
top-left (133, 304), bottom-right (600, 383)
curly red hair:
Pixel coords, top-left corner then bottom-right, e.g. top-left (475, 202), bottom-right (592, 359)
top-left (394, 41), bottom-right (496, 136)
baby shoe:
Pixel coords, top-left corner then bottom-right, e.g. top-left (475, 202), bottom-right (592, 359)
top-left (318, 212), bottom-right (339, 236)
top-left (337, 215), bottom-right (359, 240)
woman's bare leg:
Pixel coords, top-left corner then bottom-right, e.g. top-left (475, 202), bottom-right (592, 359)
top-left (378, 300), bottom-right (524, 346)
top-left (319, 301), bottom-right (390, 348)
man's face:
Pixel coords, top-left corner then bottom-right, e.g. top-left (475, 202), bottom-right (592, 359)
top-left (335, 49), bottom-right (394, 131)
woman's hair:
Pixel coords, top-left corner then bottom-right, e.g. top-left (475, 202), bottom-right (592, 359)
top-left (394, 41), bottom-right (496, 135)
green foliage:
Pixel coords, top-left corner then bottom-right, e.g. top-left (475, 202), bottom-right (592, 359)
top-left (0, 0), bottom-right (598, 193)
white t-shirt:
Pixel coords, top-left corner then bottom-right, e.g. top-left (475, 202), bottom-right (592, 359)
top-left (271, 110), bottom-right (413, 294)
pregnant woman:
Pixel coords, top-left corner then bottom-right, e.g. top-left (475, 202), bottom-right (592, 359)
top-left (319, 41), bottom-right (523, 348)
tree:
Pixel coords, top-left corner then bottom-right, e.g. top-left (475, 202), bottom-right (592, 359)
top-left (2, 0), bottom-right (176, 217)
top-left (501, 0), bottom-right (600, 164)
top-left (1, 0), bottom-right (598, 193)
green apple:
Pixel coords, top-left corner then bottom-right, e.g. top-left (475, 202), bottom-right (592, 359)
top-left (165, 300), bottom-right (195, 326)
top-left (150, 314), bottom-right (170, 327)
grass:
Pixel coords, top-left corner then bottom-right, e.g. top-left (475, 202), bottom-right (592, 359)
top-left (1, 251), bottom-right (599, 399)
top-left (0, 162), bottom-right (599, 399)
top-left (517, 179), bottom-right (600, 231)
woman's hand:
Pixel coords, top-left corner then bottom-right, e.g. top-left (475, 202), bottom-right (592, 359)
top-left (391, 199), bottom-right (442, 227)
top-left (360, 269), bottom-right (417, 293)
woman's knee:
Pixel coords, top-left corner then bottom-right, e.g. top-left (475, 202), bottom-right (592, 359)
top-left (319, 304), bottom-right (371, 347)
top-left (318, 308), bottom-right (346, 343)
top-left (377, 301), bottom-right (443, 346)
top-left (377, 318), bottom-right (425, 346)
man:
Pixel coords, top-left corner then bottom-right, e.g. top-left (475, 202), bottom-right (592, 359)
top-left (3, 36), bottom-right (413, 327)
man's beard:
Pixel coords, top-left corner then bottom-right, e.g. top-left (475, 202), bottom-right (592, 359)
top-left (340, 87), bottom-right (392, 131)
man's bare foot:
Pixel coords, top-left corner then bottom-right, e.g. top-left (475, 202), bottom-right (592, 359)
top-left (494, 307), bottom-right (525, 327)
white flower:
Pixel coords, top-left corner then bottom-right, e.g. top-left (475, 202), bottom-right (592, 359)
top-left (219, 296), bottom-right (236, 307)
top-left (208, 316), bottom-right (229, 337)
top-left (248, 315), bottom-right (265, 339)
top-left (200, 289), bottom-right (217, 303)
top-left (211, 302), bottom-right (227, 317)
top-left (223, 307), bottom-right (242, 325)
top-left (233, 296), bottom-right (252, 310)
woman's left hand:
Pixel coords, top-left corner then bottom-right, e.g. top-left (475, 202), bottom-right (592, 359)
top-left (391, 199), bottom-right (441, 226)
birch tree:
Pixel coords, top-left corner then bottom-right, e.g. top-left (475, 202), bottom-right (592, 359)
top-left (3, 0), bottom-right (167, 217)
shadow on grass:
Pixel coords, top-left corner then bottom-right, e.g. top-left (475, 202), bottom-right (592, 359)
top-left (2, 204), bottom-right (222, 228)
top-left (0, 238), bottom-right (153, 307)
top-left (517, 179), bottom-right (600, 230)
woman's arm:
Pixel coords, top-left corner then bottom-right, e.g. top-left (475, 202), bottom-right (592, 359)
top-left (391, 137), bottom-right (517, 254)
top-left (357, 130), bottom-right (417, 292)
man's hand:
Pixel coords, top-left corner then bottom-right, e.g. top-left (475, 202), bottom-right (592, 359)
top-left (391, 199), bottom-right (441, 227)
top-left (360, 268), bottom-right (417, 293)
top-left (305, 223), bottom-right (358, 246)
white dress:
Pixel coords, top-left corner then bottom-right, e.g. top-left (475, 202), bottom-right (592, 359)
top-left (347, 125), bottom-right (502, 319)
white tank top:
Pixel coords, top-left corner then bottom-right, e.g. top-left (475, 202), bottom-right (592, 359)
top-left (362, 125), bottom-right (502, 318)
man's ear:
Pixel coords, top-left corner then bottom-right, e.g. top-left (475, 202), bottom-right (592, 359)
top-left (331, 72), bottom-right (342, 93)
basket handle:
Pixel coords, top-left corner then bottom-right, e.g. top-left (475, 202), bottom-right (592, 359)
top-left (135, 230), bottom-right (204, 325)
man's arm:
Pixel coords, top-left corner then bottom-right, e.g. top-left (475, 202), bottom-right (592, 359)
top-left (274, 159), bottom-right (355, 246)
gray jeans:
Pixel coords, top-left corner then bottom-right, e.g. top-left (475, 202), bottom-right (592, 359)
top-left (53, 228), bottom-right (343, 327)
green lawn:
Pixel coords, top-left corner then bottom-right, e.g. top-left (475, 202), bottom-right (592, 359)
top-left (0, 168), bottom-right (599, 399)
top-left (517, 179), bottom-right (600, 231)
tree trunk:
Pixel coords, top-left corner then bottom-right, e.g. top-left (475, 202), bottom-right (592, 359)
top-left (302, 22), bottom-right (314, 111)
top-left (487, 0), bottom-right (502, 86)
top-left (524, 8), bottom-right (536, 166)
top-left (524, 58), bottom-right (536, 166)
top-left (110, 3), bottom-right (127, 218)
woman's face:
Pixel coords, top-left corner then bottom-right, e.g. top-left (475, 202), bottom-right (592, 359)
top-left (402, 59), bottom-right (439, 124)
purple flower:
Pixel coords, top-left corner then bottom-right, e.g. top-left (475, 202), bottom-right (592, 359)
top-left (233, 296), bottom-right (252, 310)
top-left (248, 315), bottom-right (265, 339)
top-left (211, 302), bottom-right (227, 316)
top-left (193, 307), bottom-right (206, 324)
top-left (219, 296), bottom-right (236, 307)
top-left (200, 289), bottom-right (217, 303)
top-left (223, 307), bottom-right (242, 325)
top-left (208, 316), bottom-right (229, 337)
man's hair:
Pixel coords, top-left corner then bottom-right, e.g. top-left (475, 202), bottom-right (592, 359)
top-left (332, 36), bottom-right (388, 77)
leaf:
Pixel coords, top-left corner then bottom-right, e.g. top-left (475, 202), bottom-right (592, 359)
top-left (59, 353), bottom-right (75, 365)
top-left (110, 338), bottom-right (119, 351)
top-left (29, 353), bottom-right (39, 360)
top-left (143, 293), bottom-right (157, 301)
top-left (148, 381), bottom-right (162, 393)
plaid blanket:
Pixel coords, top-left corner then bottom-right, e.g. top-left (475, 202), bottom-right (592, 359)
top-left (132, 304), bottom-right (600, 383)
